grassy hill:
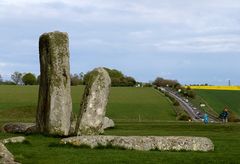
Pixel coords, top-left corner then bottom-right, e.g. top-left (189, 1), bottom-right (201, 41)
top-left (0, 85), bottom-right (176, 123)
top-left (0, 85), bottom-right (240, 163)
top-left (194, 90), bottom-right (240, 116)
top-left (106, 87), bottom-right (176, 121)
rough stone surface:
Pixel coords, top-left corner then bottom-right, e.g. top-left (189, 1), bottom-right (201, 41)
top-left (2, 123), bottom-right (35, 134)
top-left (75, 68), bottom-right (111, 135)
top-left (36, 31), bottom-right (72, 136)
top-left (69, 120), bottom-right (76, 136)
top-left (1, 136), bottom-right (26, 144)
top-left (0, 143), bottom-right (18, 164)
top-left (102, 117), bottom-right (115, 129)
top-left (25, 125), bottom-right (37, 134)
top-left (61, 136), bottom-right (214, 152)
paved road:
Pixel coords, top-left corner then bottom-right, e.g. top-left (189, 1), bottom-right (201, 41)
top-left (160, 87), bottom-right (218, 122)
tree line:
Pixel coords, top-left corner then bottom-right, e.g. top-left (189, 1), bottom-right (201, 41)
top-left (0, 68), bottom-right (137, 87)
top-left (153, 77), bottom-right (196, 98)
top-left (0, 72), bottom-right (38, 85)
top-left (1, 70), bottom-right (194, 91)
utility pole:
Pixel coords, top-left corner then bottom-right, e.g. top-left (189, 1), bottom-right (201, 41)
top-left (228, 79), bottom-right (231, 86)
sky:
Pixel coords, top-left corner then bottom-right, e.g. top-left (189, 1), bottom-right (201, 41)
top-left (0, 0), bottom-right (240, 85)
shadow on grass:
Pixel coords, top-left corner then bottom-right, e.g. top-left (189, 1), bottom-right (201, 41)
top-left (48, 142), bottom-right (127, 150)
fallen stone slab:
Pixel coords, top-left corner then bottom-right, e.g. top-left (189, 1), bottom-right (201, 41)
top-left (61, 136), bottom-right (214, 152)
top-left (0, 142), bottom-right (19, 164)
top-left (2, 123), bottom-right (35, 134)
top-left (1, 136), bottom-right (26, 144)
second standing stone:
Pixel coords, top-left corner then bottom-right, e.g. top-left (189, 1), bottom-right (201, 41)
top-left (75, 68), bottom-right (111, 135)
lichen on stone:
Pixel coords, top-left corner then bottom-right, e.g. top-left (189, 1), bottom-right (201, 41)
top-left (75, 67), bottom-right (111, 136)
top-left (36, 31), bottom-right (72, 136)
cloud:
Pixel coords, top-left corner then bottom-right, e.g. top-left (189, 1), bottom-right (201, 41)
top-left (0, 60), bottom-right (39, 80)
top-left (153, 35), bottom-right (240, 53)
top-left (1, 0), bottom-right (240, 35)
top-left (1, 0), bottom-right (240, 84)
top-left (129, 30), bottom-right (153, 39)
top-left (0, 62), bottom-right (7, 67)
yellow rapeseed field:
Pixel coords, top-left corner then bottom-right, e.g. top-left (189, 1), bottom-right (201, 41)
top-left (185, 86), bottom-right (240, 91)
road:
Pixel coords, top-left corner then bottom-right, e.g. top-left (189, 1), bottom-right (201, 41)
top-left (159, 87), bottom-right (218, 122)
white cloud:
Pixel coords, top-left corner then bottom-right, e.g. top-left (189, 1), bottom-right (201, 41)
top-left (1, 0), bottom-right (240, 83)
top-left (129, 30), bottom-right (153, 39)
top-left (0, 62), bottom-right (7, 67)
top-left (76, 38), bottom-right (111, 47)
top-left (0, 62), bottom-right (29, 68)
top-left (1, 0), bottom-right (240, 33)
top-left (153, 35), bottom-right (240, 53)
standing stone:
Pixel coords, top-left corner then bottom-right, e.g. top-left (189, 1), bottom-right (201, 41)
top-left (36, 31), bottom-right (72, 136)
top-left (75, 68), bottom-right (111, 135)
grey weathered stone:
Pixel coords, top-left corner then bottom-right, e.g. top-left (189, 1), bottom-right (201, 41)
top-left (25, 125), bottom-right (37, 134)
top-left (102, 117), bottom-right (115, 129)
top-left (1, 136), bottom-right (26, 144)
top-left (2, 123), bottom-right (35, 134)
top-left (61, 136), bottom-right (214, 152)
top-left (75, 68), bottom-right (111, 135)
top-left (36, 31), bottom-right (72, 136)
top-left (0, 143), bottom-right (19, 164)
top-left (69, 120), bottom-right (76, 136)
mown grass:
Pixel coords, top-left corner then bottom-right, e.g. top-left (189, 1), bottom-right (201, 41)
top-left (0, 85), bottom-right (84, 115)
top-left (194, 90), bottom-right (240, 115)
top-left (0, 85), bottom-right (240, 163)
top-left (0, 85), bottom-right (176, 123)
top-left (0, 85), bottom-right (38, 110)
top-left (106, 87), bottom-right (176, 121)
top-left (2, 122), bottom-right (240, 164)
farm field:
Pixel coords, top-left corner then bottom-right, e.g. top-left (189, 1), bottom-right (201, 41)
top-left (194, 90), bottom-right (240, 116)
top-left (106, 87), bottom-right (176, 121)
top-left (0, 85), bottom-right (240, 163)
top-left (0, 85), bottom-right (176, 124)
top-left (187, 85), bottom-right (240, 91)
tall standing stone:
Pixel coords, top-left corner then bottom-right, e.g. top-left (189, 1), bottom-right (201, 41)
top-left (75, 68), bottom-right (111, 135)
top-left (36, 31), bottom-right (72, 136)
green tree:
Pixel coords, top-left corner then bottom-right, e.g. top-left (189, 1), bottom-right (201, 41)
top-left (153, 77), bottom-right (179, 88)
top-left (71, 73), bottom-right (83, 86)
top-left (11, 71), bottom-right (22, 85)
top-left (103, 68), bottom-right (124, 79)
top-left (124, 76), bottom-right (136, 86)
top-left (83, 68), bottom-right (136, 87)
top-left (22, 73), bottom-right (37, 85)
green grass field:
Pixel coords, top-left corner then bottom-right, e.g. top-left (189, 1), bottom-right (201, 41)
top-left (0, 85), bottom-right (240, 163)
top-left (1, 122), bottom-right (240, 164)
top-left (194, 90), bottom-right (240, 115)
top-left (0, 85), bottom-right (176, 123)
top-left (106, 87), bottom-right (176, 121)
